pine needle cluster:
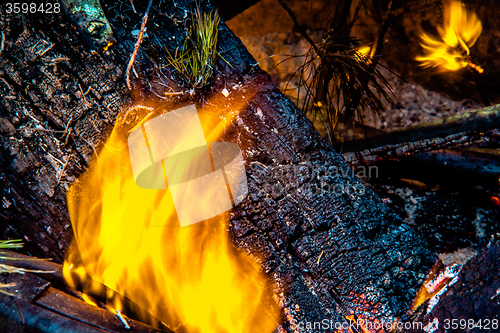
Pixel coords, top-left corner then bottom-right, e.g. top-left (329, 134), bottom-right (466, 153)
top-left (290, 37), bottom-right (393, 142)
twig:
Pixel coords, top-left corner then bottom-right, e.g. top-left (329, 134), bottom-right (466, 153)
top-left (50, 57), bottom-right (70, 63)
top-left (57, 156), bottom-right (71, 185)
top-left (13, 298), bottom-right (25, 324)
top-left (277, 0), bottom-right (322, 57)
top-left (83, 86), bottom-right (92, 96)
top-left (250, 161), bottom-right (269, 169)
top-left (0, 31), bottom-right (5, 57)
top-left (78, 84), bottom-right (91, 108)
top-left (16, 127), bottom-right (66, 134)
top-left (316, 250), bottom-right (324, 265)
top-left (47, 153), bottom-right (64, 166)
top-left (116, 310), bottom-right (130, 329)
top-left (126, 0), bottom-right (153, 90)
top-left (38, 43), bottom-right (54, 57)
top-left (0, 77), bottom-right (12, 90)
top-left (63, 128), bottom-right (73, 146)
top-left (369, 1), bottom-right (392, 71)
top-left (63, 114), bottom-right (74, 144)
top-left (163, 91), bottom-right (184, 96)
top-left (129, 0), bottom-right (137, 13)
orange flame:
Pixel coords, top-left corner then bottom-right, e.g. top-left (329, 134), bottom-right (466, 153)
top-left (355, 45), bottom-right (374, 65)
top-left (416, 1), bottom-right (482, 72)
top-left (63, 92), bottom-right (281, 331)
top-left (103, 41), bottom-right (114, 52)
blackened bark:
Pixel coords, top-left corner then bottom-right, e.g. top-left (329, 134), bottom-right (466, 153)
top-left (0, 3), bottom-right (130, 261)
top-left (0, 0), bottom-right (434, 331)
top-left (210, 0), bottom-right (262, 21)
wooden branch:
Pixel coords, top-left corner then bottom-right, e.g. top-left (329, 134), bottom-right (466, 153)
top-left (126, 0), bottom-right (154, 90)
top-left (277, 0), bottom-right (322, 57)
top-left (342, 104), bottom-right (500, 153)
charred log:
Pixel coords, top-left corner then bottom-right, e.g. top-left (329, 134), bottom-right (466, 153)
top-left (0, 269), bottom-right (171, 333)
top-left (0, 0), bottom-right (436, 331)
top-left (368, 183), bottom-right (500, 254)
top-left (0, 250), bottom-right (169, 329)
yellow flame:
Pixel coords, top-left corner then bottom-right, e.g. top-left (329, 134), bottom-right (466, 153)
top-left (64, 92), bottom-right (281, 332)
top-left (411, 262), bottom-right (446, 312)
top-left (355, 45), bottom-right (374, 65)
top-left (416, 1), bottom-right (482, 72)
top-left (80, 293), bottom-right (98, 307)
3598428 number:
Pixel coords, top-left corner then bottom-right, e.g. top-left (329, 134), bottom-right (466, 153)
top-left (443, 318), bottom-right (498, 330)
top-left (6, 3), bottom-right (61, 14)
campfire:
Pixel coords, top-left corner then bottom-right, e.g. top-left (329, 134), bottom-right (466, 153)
top-left (0, 0), bottom-right (499, 332)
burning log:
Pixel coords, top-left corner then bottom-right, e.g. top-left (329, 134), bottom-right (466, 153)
top-left (0, 0), bottom-right (470, 331)
top-left (0, 267), bottom-right (171, 332)
top-left (0, 250), bottom-right (172, 330)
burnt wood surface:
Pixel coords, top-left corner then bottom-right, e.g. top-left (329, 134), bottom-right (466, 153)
top-left (0, 269), bottom-right (171, 333)
top-left (0, 0), bottom-right (437, 331)
top-left (409, 240), bottom-right (500, 333)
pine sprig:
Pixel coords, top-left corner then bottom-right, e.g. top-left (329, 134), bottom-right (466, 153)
top-left (167, 8), bottom-right (220, 89)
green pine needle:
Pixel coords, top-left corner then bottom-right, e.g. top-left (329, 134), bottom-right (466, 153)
top-left (0, 239), bottom-right (23, 249)
top-left (167, 8), bottom-right (220, 89)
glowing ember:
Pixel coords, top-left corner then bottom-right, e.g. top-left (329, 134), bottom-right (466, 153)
top-left (411, 263), bottom-right (461, 312)
top-left (103, 41), bottom-right (114, 52)
top-left (63, 98), bottom-right (280, 331)
top-left (415, 1), bottom-right (482, 72)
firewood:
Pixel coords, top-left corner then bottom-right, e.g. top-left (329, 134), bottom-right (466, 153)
top-left (342, 105), bottom-right (500, 154)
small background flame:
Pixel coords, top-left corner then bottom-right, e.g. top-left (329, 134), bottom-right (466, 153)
top-left (416, 0), bottom-right (482, 72)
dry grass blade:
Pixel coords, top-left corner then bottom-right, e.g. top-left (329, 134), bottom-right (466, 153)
top-left (0, 239), bottom-right (23, 249)
top-left (0, 240), bottom-right (55, 297)
top-left (0, 282), bottom-right (17, 297)
top-left (0, 263), bottom-right (55, 275)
